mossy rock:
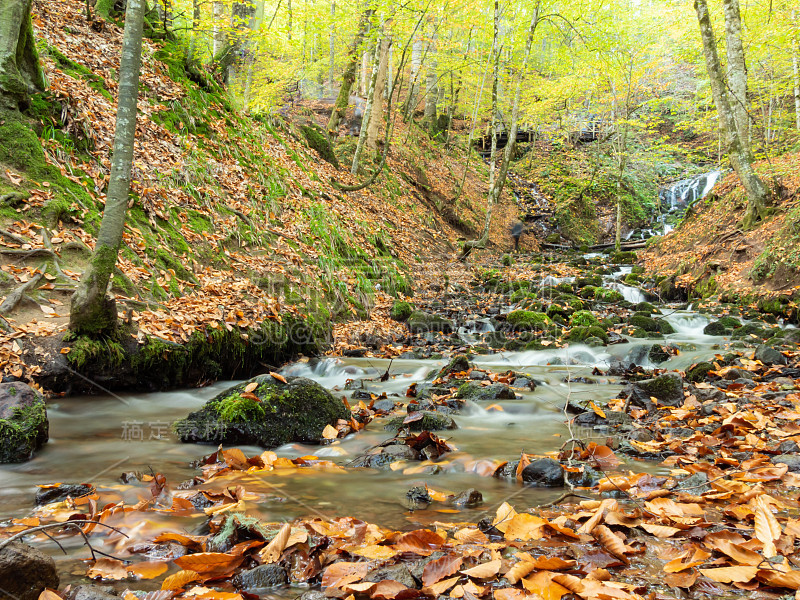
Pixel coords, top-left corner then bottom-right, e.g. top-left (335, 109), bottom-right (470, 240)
top-left (575, 276), bottom-right (602, 288)
top-left (565, 326), bottom-right (608, 345)
top-left (175, 375), bottom-right (349, 448)
top-left (0, 382), bottom-right (49, 463)
top-left (431, 354), bottom-right (472, 379)
top-left (507, 310), bottom-right (551, 330)
top-left (299, 124), bottom-right (339, 168)
top-left (384, 411), bottom-right (457, 432)
top-left (628, 314), bottom-right (660, 332)
top-left (718, 316), bottom-right (742, 329)
top-left (594, 288), bottom-right (624, 303)
top-left (686, 362), bottom-right (714, 383)
top-left (454, 382), bottom-right (516, 402)
top-left (703, 321), bottom-right (732, 336)
top-left (648, 344), bottom-right (670, 364)
top-left (570, 310), bottom-right (599, 327)
top-left (390, 301), bottom-right (414, 321)
top-left (634, 302), bottom-right (661, 315)
top-left (731, 323), bottom-right (769, 341)
top-left (406, 311), bottom-right (454, 334)
top-left (611, 251), bottom-right (637, 264)
top-left (578, 285), bottom-right (599, 299)
top-left (501, 254), bottom-right (513, 266)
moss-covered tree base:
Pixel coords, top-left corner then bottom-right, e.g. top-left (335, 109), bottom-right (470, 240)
top-left (26, 316), bottom-right (331, 395)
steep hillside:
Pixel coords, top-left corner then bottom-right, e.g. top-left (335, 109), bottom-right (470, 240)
top-left (642, 150), bottom-right (800, 314)
top-left (0, 0), bottom-right (522, 392)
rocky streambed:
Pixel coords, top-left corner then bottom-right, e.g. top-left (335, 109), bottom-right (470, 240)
top-left (2, 249), bottom-right (800, 598)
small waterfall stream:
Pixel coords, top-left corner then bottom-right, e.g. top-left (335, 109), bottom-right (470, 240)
top-left (657, 170), bottom-right (722, 234)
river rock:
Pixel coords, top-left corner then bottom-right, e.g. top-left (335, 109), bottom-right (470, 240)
top-left (0, 382), bottom-right (49, 463)
top-left (233, 564), bottom-right (288, 589)
top-left (347, 443), bottom-right (417, 469)
top-left (622, 372), bottom-right (684, 412)
top-left (521, 459), bottom-right (564, 487)
top-left (0, 541), bottom-right (59, 600)
top-left (385, 411), bottom-right (457, 432)
top-left (773, 454), bottom-right (800, 472)
top-left (450, 488), bottom-right (483, 508)
top-left (406, 311), bottom-right (455, 334)
top-left (365, 564), bottom-right (417, 588)
top-left (454, 382), bottom-right (516, 402)
top-left (686, 362), bottom-right (714, 383)
top-left (755, 344), bottom-right (787, 366)
top-left (175, 375), bottom-right (349, 448)
top-left (65, 586), bottom-right (120, 600)
top-left (35, 483), bottom-right (95, 506)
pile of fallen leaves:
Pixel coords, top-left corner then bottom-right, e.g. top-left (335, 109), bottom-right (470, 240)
top-left (10, 431), bottom-right (800, 599)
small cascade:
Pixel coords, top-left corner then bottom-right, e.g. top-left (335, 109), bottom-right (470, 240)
top-left (656, 170), bottom-right (722, 234)
top-left (606, 282), bottom-right (646, 304)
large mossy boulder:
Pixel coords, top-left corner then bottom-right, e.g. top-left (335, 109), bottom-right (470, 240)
top-left (0, 382), bottom-right (49, 463)
top-left (622, 372), bottom-right (684, 412)
top-left (406, 311), bottom-right (454, 334)
top-left (454, 381), bottom-right (516, 402)
top-left (175, 375), bottom-right (349, 448)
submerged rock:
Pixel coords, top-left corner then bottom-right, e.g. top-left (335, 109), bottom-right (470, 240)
top-left (35, 483), bottom-right (94, 506)
top-left (175, 375), bottom-right (349, 448)
top-left (0, 541), bottom-right (59, 600)
top-left (521, 459), bottom-right (565, 487)
top-left (385, 411), bottom-right (457, 432)
top-left (233, 564), bottom-right (288, 589)
top-left (0, 382), bottom-right (49, 463)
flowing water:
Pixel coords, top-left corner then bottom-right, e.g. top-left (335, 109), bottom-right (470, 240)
top-left (0, 292), bottom-right (728, 586)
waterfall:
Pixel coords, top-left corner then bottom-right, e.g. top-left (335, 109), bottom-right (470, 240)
top-left (660, 170), bottom-right (722, 212)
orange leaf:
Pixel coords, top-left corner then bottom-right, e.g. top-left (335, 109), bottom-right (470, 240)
top-left (700, 566), bottom-right (758, 583)
top-left (128, 561), bottom-right (168, 579)
top-left (87, 558), bottom-right (128, 581)
top-left (173, 553), bottom-right (243, 578)
top-left (244, 382), bottom-right (258, 393)
top-left (461, 559), bottom-right (502, 579)
top-left (422, 555), bottom-right (463, 587)
top-left (592, 525), bottom-right (629, 564)
top-left (393, 529), bottom-right (445, 555)
top-left (161, 570), bottom-right (201, 590)
top-left (270, 371), bottom-right (288, 383)
top-left (260, 523), bottom-right (291, 563)
top-left (754, 495), bottom-right (781, 558)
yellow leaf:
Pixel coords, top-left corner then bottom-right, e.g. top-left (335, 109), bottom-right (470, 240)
top-left (260, 523), bottom-right (291, 563)
top-left (700, 566), bottom-right (758, 583)
top-left (461, 559), bottom-right (501, 579)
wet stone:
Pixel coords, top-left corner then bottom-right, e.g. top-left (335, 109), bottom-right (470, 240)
top-left (35, 483), bottom-right (94, 506)
top-left (521, 458), bottom-right (565, 487)
top-left (774, 454), bottom-right (800, 472)
top-left (0, 542), bottom-right (60, 600)
top-left (755, 344), bottom-right (787, 366)
top-left (450, 488), bottom-right (483, 508)
top-left (366, 564), bottom-right (418, 588)
top-left (778, 440), bottom-right (800, 454)
top-left (233, 564), bottom-right (288, 589)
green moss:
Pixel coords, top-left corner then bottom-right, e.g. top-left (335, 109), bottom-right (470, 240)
top-left (565, 325), bottom-right (608, 344)
top-left (215, 392), bottom-right (267, 422)
top-left (686, 362), bottom-right (713, 383)
top-left (501, 253), bottom-right (513, 266)
top-left (66, 334), bottom-right (126, 369)
top-left (0, 401), bottom-right (47, 463)
top-left (299, 124), bottom-right (339, 168)
top-left (594, 288), bottom-right (624, 303)
top-left (390, 300), bottom-right (414, 321)
top-left (570, 310), bottom-right (599, 327)
top-left (507, 310), bottom-right (550, 330)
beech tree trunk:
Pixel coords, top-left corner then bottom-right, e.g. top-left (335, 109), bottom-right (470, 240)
top-left (722, 0), bottom-right (750, 155)
top-left (423, 39), bottom-right (438, 133)
top-left (328, 1), bottom-right (335, 97)
top-left (212, 1), bottom-right (226, 58)
top-left (70, 0), bottom-right (146, 335)
top-left (326, 8), bottom-right (374, 139)
top-left (351, 35), bottom-right (382, 174)
top-left (793, 9), bottom-right (800, 130)
top-left (0, 0), bottom-right (45, 110)
top-left (460, 2), bottom-right (540, 259)
top-left (367, 34), bottom-right (390, 150)
top-left (694, 0), bottom-right (768, 229)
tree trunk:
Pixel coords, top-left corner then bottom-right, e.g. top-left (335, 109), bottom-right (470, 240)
top-left (793, 9), bottom-right (800, 130)
top-left (70, 0), bottom-right (146, 336)
top-left (212, 2), bottom-right (226, 57)
top-left (0, 0), bottom-right (45, 110)
top-left (367, 34), bottom-right (390, 150)
top-left (351, 35), bottom-right (381, 174)
top-left (407, 36), bottom-right (422, 109)
top-left (189, 0), bottom-right (200, 60)
top-left (694, 0), bottom-right (768, 229)
top-left (722, 0), bottom-right (750, 155)
top-left (328, 1), bottom-right (335, 97)
top-left (460, 2), bottom-right (540, 259)
top-left (423, 40), bottom-right (438, 133)
top-left (326, 7), bottom-right (374, 139)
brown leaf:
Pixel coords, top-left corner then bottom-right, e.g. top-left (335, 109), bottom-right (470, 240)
top-left (173, 552), bottom-right (243, 578)
top-left (663, 570), bottom-right (698, 589)
top-left (260, 523), bottom-right (291, 563)
top-left (244, 382), bottom-right (258, 393)
top-left (321, 562), bottom-right (370, 589)
top-left (422, 555), bottom-right (463, 587)
top-left (699, 565), bottom-right (758, 583)
top-left (754, 495), bottom-right (781, 558)
top-left (461, 559), bottom-right (501, 579)
top-left (504, 513), bottom-right (547, 541)
top-left (393, 529), bottom-right (445, 555)
top-left (270, 371), bottom-right (288, 383)
top-left (522, 572), bottom-right (570, 600)
top-left (592, 525), bottom-right (629, 564)
top-left (161, 570), bottom-right (200, 591)
top-left (87, 558), bottom-right (128, 581)
top-left (127, 561), bottom-right (168, 579)
top-left (38, 591), bottom-right (63, 600)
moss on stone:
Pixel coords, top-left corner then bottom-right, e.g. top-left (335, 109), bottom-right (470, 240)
top-left (507, 310), bottom-right (551, 330)
top-left (570, 310), bottom-right (599, 327)
top-left (565, 325), bottom-right (608, 345)
top-left (390, 300), bottom-right (414, 321)
top-left (300, 124), bottom-right (339, 168)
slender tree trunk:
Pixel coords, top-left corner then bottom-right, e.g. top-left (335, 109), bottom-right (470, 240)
top-left (407, 36), bottom-right (422, 109)
top-left (287, 0), bottom-right (292, 40)
top-left (423, 39), bottom-right (438, 133)
top-left (460, 2), bottom-right (540, 258)
top-left (367, 34), bottom-right (390, 149)
top-left (326, 7), bottom-right (374, 139)
top-left (189, 0), bottom-right (201, 60)
top-left (722, 0), bottom-right (750, 155)
top-left (213, 1), bottom-right (226, 57)
top-left (351, 35), bottom-right (381, 174)
top-left (0, 0), bottom-right (45, 111)
top-left (793, 10), bottom-right (800, 130)
top-left (70, 0), bottom-right (146, 335)
top-left (694, 0), bottom-right (769, 229)
top-left (328, 1), bottom-right (335, 97)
